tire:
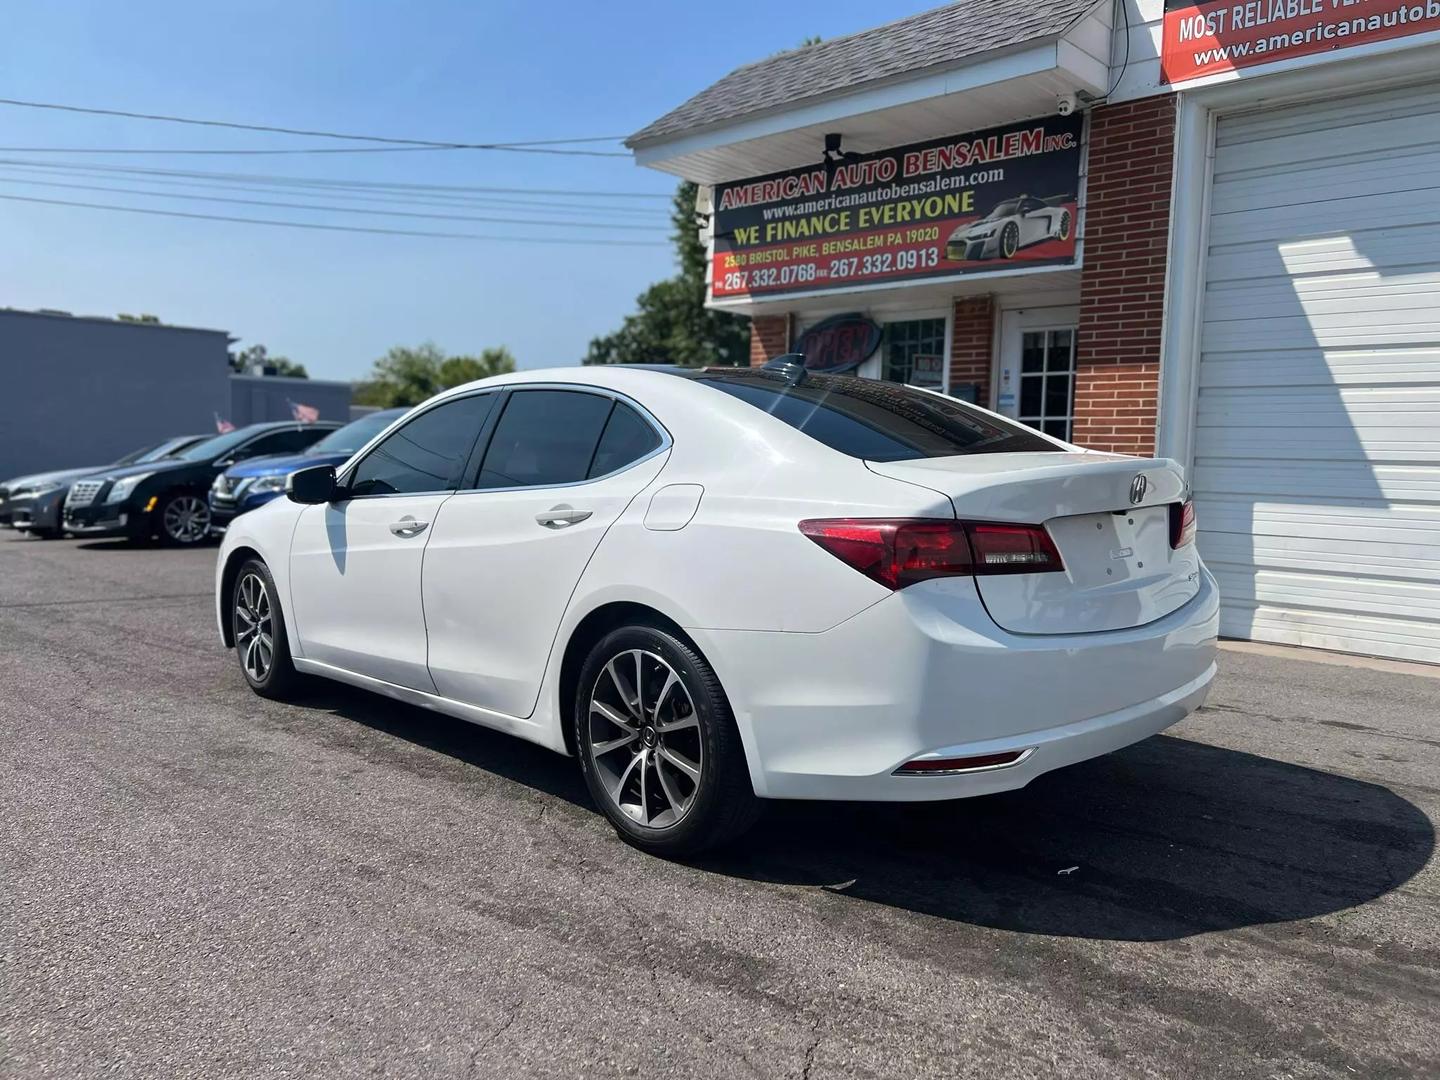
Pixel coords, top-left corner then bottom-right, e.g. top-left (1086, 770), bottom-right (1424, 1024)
top-left (29, 527), bottom-right (62, 540)
top-left (573, 624), bottom-right (759, 857)
top-left (158, 491), bottom-right (212, 546)
top-left (1057, 210), bottom-right (1072, 242)
top-left (1000, 221), bottom-right (1020, 259)
top-left (231, 558), bottom-right (303, 700)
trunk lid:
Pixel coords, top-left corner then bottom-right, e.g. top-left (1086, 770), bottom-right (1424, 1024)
top-left (866, 452), bottom-right (1201, 634)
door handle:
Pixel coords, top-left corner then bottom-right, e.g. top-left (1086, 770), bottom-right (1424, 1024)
top-left (535, 504), bottom-right (593, 529)
top-left (389, 516), bottom-right (430, 537)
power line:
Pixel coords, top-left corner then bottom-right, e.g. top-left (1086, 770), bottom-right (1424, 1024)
top-left (0, 192), bottom-right (668, 245)
top-left (0, 157), bottom-right (672, 199)
top-left (0, 160), bottom-right (669, 216)
top-left (0, 146), bottom-right (453, 156)
top-left (0, 97), bottom-right (631, 155)
top-left (0, 144), bottom-right (629, 157)
top-left (0, 175), bottom-right (669, 231)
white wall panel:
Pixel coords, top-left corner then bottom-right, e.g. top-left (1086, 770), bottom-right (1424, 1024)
top-left (1193, 82), bottom-right (1440, 662)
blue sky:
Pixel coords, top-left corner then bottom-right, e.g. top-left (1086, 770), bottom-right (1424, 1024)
top-left (1, 0), bottom-right (932, 381)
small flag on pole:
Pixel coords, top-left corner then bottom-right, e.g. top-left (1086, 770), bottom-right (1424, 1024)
top-left (288, 400), bottom-right (320, 423)
top-left (213, 412), bottom-right (235, 433)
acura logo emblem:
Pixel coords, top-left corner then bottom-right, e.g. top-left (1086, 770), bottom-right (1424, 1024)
top-left (1129, 474), bottom-right (1148, 505)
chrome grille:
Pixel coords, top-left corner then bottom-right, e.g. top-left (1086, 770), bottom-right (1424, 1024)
top-left (67, 480), bottom-right (104, 507)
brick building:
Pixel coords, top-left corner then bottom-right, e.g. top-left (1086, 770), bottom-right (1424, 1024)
top-left (628, 0), bottom-right (1440, 663)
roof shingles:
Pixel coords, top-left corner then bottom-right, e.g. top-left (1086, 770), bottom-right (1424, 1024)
top-left (628, 0), bottom-right (1098, 146)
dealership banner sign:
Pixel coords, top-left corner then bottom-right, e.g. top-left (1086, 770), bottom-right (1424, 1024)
top-left (710, 114), bottom-right (1083, 301)
top-left (1162, 0), bottom-right (1440, 84)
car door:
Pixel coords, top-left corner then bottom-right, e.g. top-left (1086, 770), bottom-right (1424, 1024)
top-left (423, 387), bottom-right (670, 717)
top-left (287, 392), bottom-right (497, 691)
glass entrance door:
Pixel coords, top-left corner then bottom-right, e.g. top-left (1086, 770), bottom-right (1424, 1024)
top-left (997, 307), bottom-right (1079, 441)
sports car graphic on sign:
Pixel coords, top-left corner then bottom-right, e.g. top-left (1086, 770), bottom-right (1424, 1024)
top-left (945, 194), bottom-right (1074, 261)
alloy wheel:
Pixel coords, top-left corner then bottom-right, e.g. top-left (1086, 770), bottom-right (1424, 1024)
top-left (1002, 222), bottom-right (1019, 258)
top-left (587, 649), bottom-right (704, 829)
top-left (163, 495), bottom-right (210, 544)
top-left (234, 572), bottom-right (274, 682)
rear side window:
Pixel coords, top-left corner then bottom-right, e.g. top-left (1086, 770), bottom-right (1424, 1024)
top-left (348, 394), bottom-right (494, 496)
top-left (477, 390), bottom-right (613, 488)
top-left (589, 403), bottom-right (662, 478)
top-left (694, 371), bottom-right (1054, 461)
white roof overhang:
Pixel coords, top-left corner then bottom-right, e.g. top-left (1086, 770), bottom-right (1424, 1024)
top-left (631, 20), bottom-right (1112, 186)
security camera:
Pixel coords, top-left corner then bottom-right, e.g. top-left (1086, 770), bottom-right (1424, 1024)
top-left (1056, 93), bottom-right (1079, 117)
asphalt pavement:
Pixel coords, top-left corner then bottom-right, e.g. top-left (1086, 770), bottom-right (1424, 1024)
top-left (1, 531), bottom-right (1437, 1079)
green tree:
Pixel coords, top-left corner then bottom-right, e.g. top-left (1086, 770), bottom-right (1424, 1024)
top-left (229, 343), bottom-right (309, 378)
top-left (352, 342), bottom-right (516, 407)
top-left (584, 182), bottom-right (750, 367)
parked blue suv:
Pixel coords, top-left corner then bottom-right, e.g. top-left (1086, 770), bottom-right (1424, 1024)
top-left (208, 408), bottom-right (407, 532)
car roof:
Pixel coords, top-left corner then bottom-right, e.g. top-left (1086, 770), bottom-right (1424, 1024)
top-left (234, 420), bottom-right (341, 433)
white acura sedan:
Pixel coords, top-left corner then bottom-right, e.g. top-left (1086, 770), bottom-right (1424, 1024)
top-left (216, 363), bottom-right (1218, 855)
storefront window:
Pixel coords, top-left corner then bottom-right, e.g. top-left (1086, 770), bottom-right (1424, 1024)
top-left (1018, 329), bottom-right (1075, 440)
top-left (882, 318), bottom-right (947, 390)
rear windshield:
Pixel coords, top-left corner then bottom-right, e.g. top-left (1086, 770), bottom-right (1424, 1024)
top-left (692, 370), bottom-right (1055, 462)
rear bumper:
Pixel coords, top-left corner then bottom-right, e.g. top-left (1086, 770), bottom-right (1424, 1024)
top-left (689, 567), bottom-right (1220, 801)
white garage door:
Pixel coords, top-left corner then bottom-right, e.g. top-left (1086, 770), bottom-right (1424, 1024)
top-left (1194, 82), bottom-right (1440, 663)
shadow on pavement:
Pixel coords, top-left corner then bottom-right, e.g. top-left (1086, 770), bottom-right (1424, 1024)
top-left (310, 683), bottom-right (1434, 943)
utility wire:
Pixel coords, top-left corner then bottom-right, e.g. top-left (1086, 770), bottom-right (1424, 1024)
top-left (0, 97), bottom-right (630, 155)
top-left (0, 144), bottom-right (629, 156)
top-left (0, 175), bottom-right (668, 230)
top-left (0, 157), bottom-right (671, 199)
top-left (0, 193), bottom-right (668, 246)
top-left (0, 160), bottom-right (668, 216)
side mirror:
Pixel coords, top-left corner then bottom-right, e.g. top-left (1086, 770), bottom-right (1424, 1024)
top-left (286, 464), bottom-right (337, 504)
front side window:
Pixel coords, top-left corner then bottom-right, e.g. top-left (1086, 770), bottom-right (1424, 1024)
top-left (348, 394), bottom-right (494, 497)
top-left (476, 390), bottom-right (614, 489)
top-left (694, 370), bottom-right (1054, 461)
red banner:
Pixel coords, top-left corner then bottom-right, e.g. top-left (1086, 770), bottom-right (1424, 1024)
top-left (1162, 0), bottom-right (1440, 85)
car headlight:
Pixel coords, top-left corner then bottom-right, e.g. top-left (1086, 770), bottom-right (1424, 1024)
top-left (12, 481), bottom-right (63, 498)
top-left (106, 473), bottom-right (153, 504)
top-left (247, 475), bottom-right (287, 496)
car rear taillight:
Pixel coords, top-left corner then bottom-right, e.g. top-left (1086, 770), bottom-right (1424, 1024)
top-left (966, 523), bottom-right (1065, 575)
top-left (797, 518), bottom-right (1063, 590)
top-left (1170, 500), bottom-right (1196, 549)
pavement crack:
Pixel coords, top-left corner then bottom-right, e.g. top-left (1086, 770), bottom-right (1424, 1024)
top-left (467, 1004), bottom-right (521, 1075)
top-left (798, 1015), bottom-right (822, 1080)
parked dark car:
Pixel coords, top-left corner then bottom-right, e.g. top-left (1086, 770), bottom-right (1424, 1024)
top-left (209, 408), bottom-right (407, 533)
top-left (64, 422), bottom-right (339, 545)
top-left (2, 435), bottom-right (208, 539)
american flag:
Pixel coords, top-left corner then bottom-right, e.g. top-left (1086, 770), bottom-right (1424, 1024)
top-left (289, 400), bottom-right (320, 423)
top-left (213, 412), bottom-right (235, 433)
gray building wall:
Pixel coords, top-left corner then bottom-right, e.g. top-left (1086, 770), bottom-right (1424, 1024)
top-left (0, 309), bottom-right (233, 479)
top-left (227, 375), bottom-right (352, 428)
